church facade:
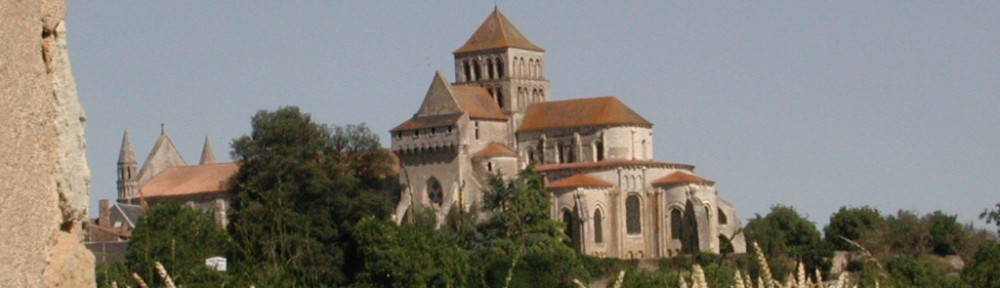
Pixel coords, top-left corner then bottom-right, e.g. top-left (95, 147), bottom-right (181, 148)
top-left (390, 9), bottom-right (746, 258)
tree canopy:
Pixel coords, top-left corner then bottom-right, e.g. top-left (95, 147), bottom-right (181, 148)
top-left (823, 206), bottom-right (883, 251)
top-left (745, 205), bottom-right (831, 274)
top-left (127, 201), bottom-right (231, 287)
top-left (227, 106), bottom-right (395, 286)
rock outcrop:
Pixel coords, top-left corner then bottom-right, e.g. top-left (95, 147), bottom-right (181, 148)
top-left (0, 0), bottom-right (94, 286)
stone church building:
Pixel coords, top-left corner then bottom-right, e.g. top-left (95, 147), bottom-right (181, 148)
top-left (391, 9), bottom-right (746, 258)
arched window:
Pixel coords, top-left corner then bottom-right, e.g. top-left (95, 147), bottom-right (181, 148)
top-left (718, 208), bottom-right (727, 225)
top-left (594, 140), bottom-right (604, 161)
top-left (594, 209), bottom-right (604, 244)
top-left (563, 208), bottom-right (581, 250)
top-left (463, 61), bottom-right (472, 82)
top-left (487, 59), bottom-right (495, 79)
top-left (427, 178), bottom-right (443, 206)
top-left (626, 195), bottom-right (641, 235)
top-left (496, 89), bottom-right (504, 108)
top-left (473, 60), bottom-right (482, 81)
top-left (670, 208), bottom-right (683, 240)
top-left (496, 57), bottom-right (504, 78)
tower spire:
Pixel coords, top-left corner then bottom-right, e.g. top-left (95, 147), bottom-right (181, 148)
top-left (199, 135), bottom-right (216, 165)
top-left (117, 129), bottom-right (139, 202)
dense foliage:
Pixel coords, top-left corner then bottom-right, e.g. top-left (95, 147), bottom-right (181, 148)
top-left (745, 205), bottom-right (832, 276)
top-left (126, 201), bottom-right (232, 287)
top-left (824, 206), bottom-right (883, 251)
top-left (227, 107), bottom-right (394, 286)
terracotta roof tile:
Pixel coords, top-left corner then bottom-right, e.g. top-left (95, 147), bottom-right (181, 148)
top-left (536, 160), bottom-right (695, 173)
top-left (473, 143), bottom-right (519, 159)
top-left (453, 86), bottom-right (508, 121)
top-left (391, 113), bottom-right (463, 132)
top-left (547, 174), bottom-right (614, 189)
top-left (139, 162), bottom-right (239, 199)
top-left (518, 96), bottom-right (651, 132)
top-left (651, 171), bottom-right (715, 186)
top-left (454, 9), bottom-right (543, 54)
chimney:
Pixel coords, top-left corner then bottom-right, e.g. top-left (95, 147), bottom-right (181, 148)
top-left (99, 199), bottom-right (111, 226)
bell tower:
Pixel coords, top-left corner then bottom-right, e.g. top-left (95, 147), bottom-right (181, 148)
top-left (116, 130), bottom-right (138, 202)
top-left (453, 7), bottom-right (550, 123)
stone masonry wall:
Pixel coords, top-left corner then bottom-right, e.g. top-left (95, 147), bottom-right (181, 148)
top-left (0, 0), bottom-right (95, 286)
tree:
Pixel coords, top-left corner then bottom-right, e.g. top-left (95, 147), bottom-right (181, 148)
top-left (982, 203), bottom-right (1000, 237)
top-left (925, 210), bottom-right (963, 256)
top-left (355, 211), bottom-right (471, 288)
top-left (962, 241), bottom-right (1000, 288)
top-left (823, 206), bottom-right (883, 251)
top-left (473, 168), bottom-right (586, 287)
top-left (744, 205), bottom-right (831, 276)
top-left (127, 201), bottom-right (231, 287)
top-left (227, 107), bottom-right (394, 286)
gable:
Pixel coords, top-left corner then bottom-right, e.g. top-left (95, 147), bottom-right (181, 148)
top-left (415, 71), bottom-right (462, 117)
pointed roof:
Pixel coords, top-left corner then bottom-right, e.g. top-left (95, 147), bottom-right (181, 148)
top-left (473, 143), bottom-right (519, 159)
top-left (118, 130), bottom-right (137, 164)
top-left (392, 72), bottom-right (506, 132)
top-left (547, 174), bottom-right (614, 190)
top-left (139, 162), bottom-right (240, 200)
top-left (454, 8), bottom-right (544, 54)
top-left (199, 135), bottom-right (216, 165)
top-left (651, 171), bottom-right (715, 186)
top-left (415, 71), bottom-right (464, 117)
top-left (137, 126), bottom-right (187, 185)
top-left (518, 96), bottom-right (652, 132)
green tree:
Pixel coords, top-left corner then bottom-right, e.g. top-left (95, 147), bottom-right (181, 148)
top-left (744, 205), bottom-right (831, 276)
top-left (473, 168), bottom-right (586, 287)
top-left (126, 201), bottom-right (231, 287)
top-left (354, 211), bottom-right (471, 288)
top-left (823, 206), bottom-right (883, 251)
top-left (227, 107), bottom-right (394, 286)
top-left (981, 203), bottom-right (1000, 237)
top-left (925, 210), bottom-right (963, 256)
top-left (962, 241), bottom-right (1000, 288)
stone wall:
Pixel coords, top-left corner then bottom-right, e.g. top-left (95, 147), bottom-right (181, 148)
top-left (0, 0), bottom-right (95, 286)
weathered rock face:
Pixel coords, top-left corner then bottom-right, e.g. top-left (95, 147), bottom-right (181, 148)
top-left (0, 0), bottom-right (94, 286)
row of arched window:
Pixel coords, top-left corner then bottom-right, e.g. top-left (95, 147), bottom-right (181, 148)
top-left (565, 196), bottom-right (728, 247)
top-left (458, 56), bottom-right (544, 83)
top-left (516, 86), bottom-right (544, 109)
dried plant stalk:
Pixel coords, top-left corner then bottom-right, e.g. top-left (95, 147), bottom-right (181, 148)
top-left (131, 272), bottom-right (148, 288)
top-left (154, 262), bottom-right (176, 288)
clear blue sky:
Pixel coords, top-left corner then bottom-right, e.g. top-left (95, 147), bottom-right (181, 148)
top-left (67, 2), bottom-right (999, 228)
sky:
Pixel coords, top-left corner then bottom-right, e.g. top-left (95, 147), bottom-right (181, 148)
top-left (66, 2), bottom-right (999, 229)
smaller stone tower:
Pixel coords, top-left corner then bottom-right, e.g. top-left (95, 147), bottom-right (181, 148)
top-left (116, 130), bottom-right (138, 202)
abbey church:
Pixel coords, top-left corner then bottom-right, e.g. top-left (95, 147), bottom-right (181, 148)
top-left (391, 9), bottom-right (746, 258)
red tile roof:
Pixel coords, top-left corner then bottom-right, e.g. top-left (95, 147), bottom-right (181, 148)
top-left (139, 162), bottom-right (239, 199)
top-left (651, 171), bottom-right (715, 186)
top-left (536, 160), bottom-right (695, 173)
top-left (473, 143), bottom-right (519, 159)
top-left (518, 96), bottom-right (652, 132)
top-left (454, 9), bottom-right (544, 54)
top-left (391, 113), bottom-right (463, 132)
top-left (453, 86), bottom-right (508, 121)
top-left (547, 174), bottom-right (614, 189)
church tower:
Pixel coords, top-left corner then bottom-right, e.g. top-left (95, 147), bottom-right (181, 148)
top-left (453, 7), bottom-right (550, 126)
top-left (116, 130), bottom-right (139, 202)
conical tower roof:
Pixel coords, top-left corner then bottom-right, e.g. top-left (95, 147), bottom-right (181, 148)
top-left (199, 135), bottom-right (216, 165)
top-left (454, 8), bottom-right (544, 54)
top-left (118, 130), bottom-right (137, 164)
